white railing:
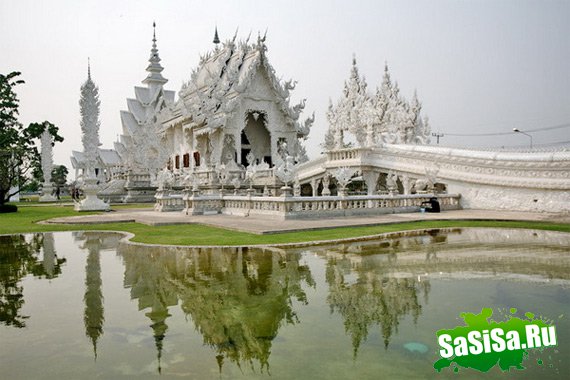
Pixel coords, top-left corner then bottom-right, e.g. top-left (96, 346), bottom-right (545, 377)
top-left (326, 148), bottom-right (367, 161)
top-left (182, 193), bottom-right (224, 215)
top-left (156, 192), bottom-right (461, 219)
top-left (154, 191), bottom-right (184, 212)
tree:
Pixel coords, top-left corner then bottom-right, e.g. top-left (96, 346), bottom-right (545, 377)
top-left (51, 165), bottom-right (69, 194)
top-left (0, 72), bottom-right (63, 207)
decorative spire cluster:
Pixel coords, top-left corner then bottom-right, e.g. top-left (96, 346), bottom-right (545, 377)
top-left (325, 57), bottom-right (430, 149)
top-left (79, 61), bottom-right (101, 166)
top-left (143, 22), bottom-right (168, 88)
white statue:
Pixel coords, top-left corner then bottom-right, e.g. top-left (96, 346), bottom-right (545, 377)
top-left (156, 168), bottom-right (175, 191)
top-left (217, 163), bottom-right (231, 191)
top-left (39, 129), bottom-right (57, 202)
top-left (322, 174), bottom-right (331, 196)
top-left (333, 167), bottom-right (358, 196)
top-left (244, 163), bottom-right (257, 190)
top-left (274, 155), bottom-right (297, 188)
top-left (293, 177), bottom-right (301, 196)
top-left (231, 176), bottom-right (242, 194)
top-left (386, 171), bottom-right (399, 194)
top-left (183, 172), bottom-right (199, 192)
top-left (425, 166), bottom-right (439, 193)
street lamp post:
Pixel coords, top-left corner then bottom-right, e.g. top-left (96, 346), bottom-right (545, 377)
top-left (513, 128), bottom-right (533, 149)
top-left (432, 132), bottom-right (444, 144)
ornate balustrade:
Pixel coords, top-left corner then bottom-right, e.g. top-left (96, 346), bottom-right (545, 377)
top-left (326, 148), bottom-right (367, 161)
top-left (156, 191), bottom-right (461, 219)
top-left (296, 144), bottom-right (570, 212)
top-left (182, 193), bottom-right (224, 215)
top-left (154, 190), bottom-right (184, 212)
top-left (193, 169), bottom-right (218, 183)
top-left (125, 173), bottom-right (153, 188)
top-left (255, 168), bottom-right (276, 178)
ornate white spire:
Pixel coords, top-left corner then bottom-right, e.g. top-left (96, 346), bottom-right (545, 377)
top-left (142, 22), bottom-right (168, 88)
top-left (79, 62), bottom-right (101, 166)
top-left (75, 60), bottom-right (109, 211)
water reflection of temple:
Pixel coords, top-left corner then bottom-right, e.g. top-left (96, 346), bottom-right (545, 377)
top-left (2, 228), bottom-right (569, 374)
top-left (73, 232), bottom-right (122, 359)
top-left (116, 243), bottom-right (315, 373)
top-left (0, 233), bottom-right (66, 328)
top-left (275, 228), bottom-right (570, 355)
top-left (325, 255), bottom-right (428, 355)
top-left (298, 228), bottom-right (570, 280)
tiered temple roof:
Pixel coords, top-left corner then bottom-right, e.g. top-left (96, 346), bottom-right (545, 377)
top-left (161, 33), bottom-right (312, 138)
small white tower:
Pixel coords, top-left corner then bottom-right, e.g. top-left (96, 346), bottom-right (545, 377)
top-left (75, 60), bottom-right (109, 211)
top-left (39, 129), bottom-right (57, 202)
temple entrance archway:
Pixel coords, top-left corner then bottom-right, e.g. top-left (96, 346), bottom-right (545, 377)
top-left (241, 111), bottom-right (271, 166)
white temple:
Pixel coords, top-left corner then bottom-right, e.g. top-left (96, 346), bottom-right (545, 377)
top-left (73, 25), bottom-right (569, 215)
top-left (94, 26), bottom-right (313, 203)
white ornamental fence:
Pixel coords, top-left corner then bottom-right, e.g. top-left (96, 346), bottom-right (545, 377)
top-left (155, 191), bottom-right (460, 219)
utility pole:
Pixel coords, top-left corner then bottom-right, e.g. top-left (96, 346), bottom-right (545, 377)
top-left (432, 132), bottom-right (444, 144)
top-left (513, 128), bottom-right (533, 149)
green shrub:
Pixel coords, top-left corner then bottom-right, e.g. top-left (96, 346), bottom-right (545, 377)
top-left (0, 204), bottom-right (18, 213)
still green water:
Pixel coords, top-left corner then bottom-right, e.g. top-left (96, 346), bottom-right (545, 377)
top-left (0, 228), bottom-right (568, 379)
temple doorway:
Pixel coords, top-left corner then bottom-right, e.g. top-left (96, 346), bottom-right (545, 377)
top-left (241, 111), bottom-right (271, 165)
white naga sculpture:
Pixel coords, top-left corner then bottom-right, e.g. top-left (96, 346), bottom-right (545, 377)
top-left (39, 129), bottom-right (57, 202)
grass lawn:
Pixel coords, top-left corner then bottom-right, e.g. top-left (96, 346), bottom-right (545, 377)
top-left (1, 204), bottom-right (570, 246)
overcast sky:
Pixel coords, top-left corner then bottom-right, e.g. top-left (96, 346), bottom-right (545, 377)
top-left (2, 0), bottom-right (569, 169)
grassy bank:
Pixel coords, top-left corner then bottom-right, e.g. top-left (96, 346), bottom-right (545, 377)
top-left (1, 204), bottom-right (569, 246)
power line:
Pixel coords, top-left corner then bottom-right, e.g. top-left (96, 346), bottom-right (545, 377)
top-left (443, 122), bottom-right (570, 137)
top-left (525, 122), bottom-right (570, 132)
top-left (439, 140), bottom-right (570, 151)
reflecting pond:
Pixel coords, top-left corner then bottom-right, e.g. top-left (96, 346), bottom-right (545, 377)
top-left (0, 228), bottom-right (569, 379)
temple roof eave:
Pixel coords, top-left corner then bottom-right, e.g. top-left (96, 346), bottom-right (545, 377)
top-left (173, 38), bottom-right (307, 131)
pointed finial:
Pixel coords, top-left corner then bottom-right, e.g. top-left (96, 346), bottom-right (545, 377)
top-left (213, 26), bottom-right (220, 45)
top-left (143, 22), bottom-right (168, 87)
